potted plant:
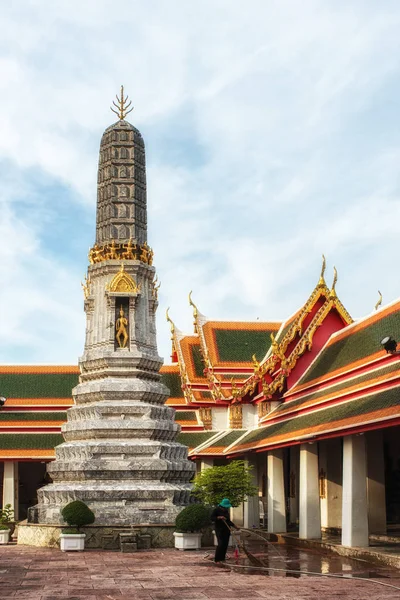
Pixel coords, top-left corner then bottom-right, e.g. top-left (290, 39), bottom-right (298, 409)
top-left (0, 504), bottom-right (14, 544)
top-left (173, 504), bottom-right (210, 550)
top-left (60, 500), bottom-right (95, 552)
top-left (0, 524), bottom-right (10, 544)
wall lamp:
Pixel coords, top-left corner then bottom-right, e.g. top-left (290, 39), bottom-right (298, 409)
top-left (380, 336), bottom-right (400, 355)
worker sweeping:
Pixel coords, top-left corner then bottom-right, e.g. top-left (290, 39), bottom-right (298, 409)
top-left (210, 498), bottom-right (239, 565)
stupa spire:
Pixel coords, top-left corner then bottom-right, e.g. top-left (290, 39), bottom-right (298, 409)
top-left (94, 93), bottom-right (147, 248)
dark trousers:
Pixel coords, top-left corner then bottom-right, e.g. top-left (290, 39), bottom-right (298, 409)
top-left (214, 529), bottom-right (230, 562)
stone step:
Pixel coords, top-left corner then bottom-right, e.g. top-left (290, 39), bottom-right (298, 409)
top-left (61, 419), bottom-right (180, 442)
top-left (67, 402), bottom-right (175, 422)
top-left (55, 441), bottom-right (189, 462)
top-left (72, 377), bottom-right (169, 405)
top-left (47, 458), bottom-right (195, 482)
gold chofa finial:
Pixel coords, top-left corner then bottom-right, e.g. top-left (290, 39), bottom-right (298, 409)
top-left (166, 307), bottom-right (175, 336)
top-left (188, 290), bottom-right (199, 321)
top-left (318, 254), bottom-right (326, 287)
top-left (375, 290), bottom-right (383, 311)
top-left (110, 85), bottom-right (134, 120)
top-left (330, 266), bottom-right (338, 297)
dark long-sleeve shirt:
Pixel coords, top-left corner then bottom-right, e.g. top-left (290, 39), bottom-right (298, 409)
top-left (211, 506), bottom-right (235, 533)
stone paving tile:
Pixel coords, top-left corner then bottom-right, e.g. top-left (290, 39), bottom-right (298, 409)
top-left (0, 545), bottom-right (400, 600)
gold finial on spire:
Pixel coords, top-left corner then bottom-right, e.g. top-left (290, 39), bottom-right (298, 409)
top-left (330, 266), bottom-right (338, 298)
top-left (110, 85), bottom-right (134, 120)
top-left (318, 254), bottom-right (327, 287)
top-left (375, 290), bottom-right (383, 311)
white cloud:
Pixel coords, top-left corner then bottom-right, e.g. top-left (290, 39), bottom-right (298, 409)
top-left (1, 1), bottom-right (400, 364)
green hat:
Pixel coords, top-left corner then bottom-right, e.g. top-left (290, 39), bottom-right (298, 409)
top-left (219, 498), bottom-right (232, 508)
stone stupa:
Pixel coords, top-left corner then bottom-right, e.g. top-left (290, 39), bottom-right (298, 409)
top-left (27, 87), bottom-right (195, 529)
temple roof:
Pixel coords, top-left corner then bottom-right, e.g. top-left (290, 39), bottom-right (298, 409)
top-left (294, 299), bottom-right (400, 392)
top-left (225, 384), bottom-right (400, 455)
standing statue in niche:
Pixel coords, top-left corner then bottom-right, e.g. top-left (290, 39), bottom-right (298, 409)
top-left (116, 306), bottom-right (129, 348)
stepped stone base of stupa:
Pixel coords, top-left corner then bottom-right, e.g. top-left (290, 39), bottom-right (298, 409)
top-left (28, 481), bottom-right (193, 526)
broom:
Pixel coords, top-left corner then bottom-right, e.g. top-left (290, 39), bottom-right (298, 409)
top-left (224, 521), bottom-right (266, 567)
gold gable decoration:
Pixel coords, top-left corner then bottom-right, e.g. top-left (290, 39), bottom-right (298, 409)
top-left (106, 264), bottom-right (141, 293)
top-left (229, 404), bottom-right (243, 429)
top-left (199, 407), bottom-right (213, 430)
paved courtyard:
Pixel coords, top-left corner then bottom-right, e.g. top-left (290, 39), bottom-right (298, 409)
top-left (1, 544), bottom-right (400, 600)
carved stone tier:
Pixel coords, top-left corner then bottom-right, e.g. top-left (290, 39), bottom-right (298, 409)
top-left (96, 120), bottom-right (147, 246)
top-left (29, 367), bottom-right (195, 525)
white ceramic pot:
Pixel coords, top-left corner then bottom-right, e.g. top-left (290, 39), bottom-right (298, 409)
top-left (173, 532), bottom-right (202, 550)
top-left (0, 529), bottom-right (10, 544)
top-left (60, 533), bottom-right (86, 552)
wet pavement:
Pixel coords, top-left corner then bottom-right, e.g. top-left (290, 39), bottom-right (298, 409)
top-left (0, 541), bottom-right (400, 600)
top-left (281, 528), bottom-right (400, 568)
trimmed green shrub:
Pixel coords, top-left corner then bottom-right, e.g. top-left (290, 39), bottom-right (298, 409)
top-left (0, 504), bottom-right (14, 526)
top-left (61, 501), bottom-right (95, 530)
top-left (175, 504), bottom-right (211, 533)
top-left (0, 525), bottom-right (10, 531)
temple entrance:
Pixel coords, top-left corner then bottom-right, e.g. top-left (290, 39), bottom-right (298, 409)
top-left (0, 461), bottom-right (47, 521)
top-left (384, 426), bottom-right (400, 528)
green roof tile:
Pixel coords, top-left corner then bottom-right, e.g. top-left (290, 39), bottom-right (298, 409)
top-left (191, 345), bottom-right (205, 378)
top-left (177, 431), bottom-right (216, 448)
top-left (0, 373), bottom-right (79, 398)
top-left (0, 412), bottom-right (67, 422)
top-left (209, 429), bottom-right (246, 448)
top-left (215, 329), bottom-right (273, 363)
top-left (175, 410), bottom-right (197, 421)
top-left (0, 434), bottom-right (64, 449)
top-left (161, 371), bottom-right (184, 397)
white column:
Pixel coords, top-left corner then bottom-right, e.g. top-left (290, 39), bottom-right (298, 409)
top-left (200, 457), bottom-right (213, 471)
top-left (2, 461), bottom-right (18, 520)
top-left (342, 434), bottom-right (369, 547)
top-left (243, 455), bottom-right (260, 529)
top-left (289, 445), bottom-right (299, 526)
top-left (231, 504), bottom-right (244, 528)
top-left (267, 449), bottom-right (287, 532)
top-left (299, 443), bottom-right (321, 539)
top-left (366, 430), bottom-right (386, 535)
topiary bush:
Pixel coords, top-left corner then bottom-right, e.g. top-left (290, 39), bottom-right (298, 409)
top-left (175, 504), bottom-right (211, 533)
top-left (61, 500), bottom-right (95, 532)
top-left (0, 504), bottom-right (14, 526)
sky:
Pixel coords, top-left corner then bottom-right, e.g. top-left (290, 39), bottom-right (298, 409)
top-left (1, 0), bottom-right (400, 365)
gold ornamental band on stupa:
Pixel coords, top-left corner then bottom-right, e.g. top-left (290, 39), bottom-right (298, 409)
top-left (88, 239), bottom-right (154, 265)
